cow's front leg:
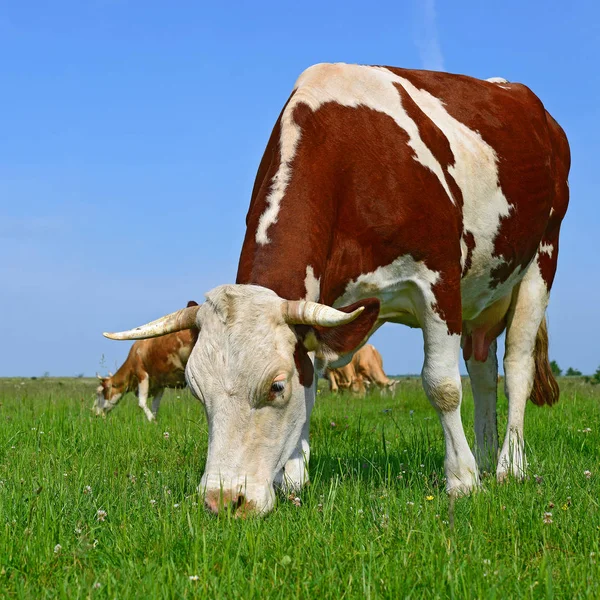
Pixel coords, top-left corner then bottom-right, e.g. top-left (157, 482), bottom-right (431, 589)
top-left (422, 320), bottom-right (479, 495)
top-left (137, 376), bottom-right (155, 422)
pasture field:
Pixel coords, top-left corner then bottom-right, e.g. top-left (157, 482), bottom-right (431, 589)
top-left (0, 377), bottom-right (598, 599)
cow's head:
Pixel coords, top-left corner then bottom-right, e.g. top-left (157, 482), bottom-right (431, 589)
top-left (94, 374), bottom-right (125, 416)
top-left (104, 284), bottom-right (379, 515)
top-left (350, 376), bottom-right (367, 398)
top-left (383, 379), bottom-right (400, 397)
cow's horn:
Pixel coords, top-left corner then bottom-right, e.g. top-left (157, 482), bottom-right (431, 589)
top-left (96, 372), bottom-right (103, 380)
top-left (103, 304), bottom-right (200, 340)
top-left (282, 301), bottom-right (364, 327)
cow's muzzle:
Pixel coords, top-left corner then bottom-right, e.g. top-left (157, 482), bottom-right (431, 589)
top-left (200, 474), bottom-right (275, 517)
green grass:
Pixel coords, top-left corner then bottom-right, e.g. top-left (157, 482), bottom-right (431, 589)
top-left (0, 377), bottom-right (598, 599)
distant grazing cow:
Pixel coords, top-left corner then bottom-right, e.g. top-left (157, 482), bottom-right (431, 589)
top-left (105, 64), bottom-right (569, 515)
top-left (327, 360), bottom-right (362, 396)
top-left (328, 344), bottom-right (399, 397)
top-left (95, 301), bottom-right (199, 421)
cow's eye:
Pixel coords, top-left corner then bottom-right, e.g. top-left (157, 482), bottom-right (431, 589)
top-left (270, 380), bottom-right (286, 394)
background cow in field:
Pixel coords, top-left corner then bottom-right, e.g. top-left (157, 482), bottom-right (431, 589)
top-left (327, 344), bottom-right (399, 397)
top-left (96, 301), bottom-right (199, 421)
top-left (105, 63), bottom-right (569, 515)
top-left (326, 361), bottom-right (358, 395)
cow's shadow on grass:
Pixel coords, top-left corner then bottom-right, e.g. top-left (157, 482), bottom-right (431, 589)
top-left (304, 417), bottom-right (449, 496)
top-left (307, 450), bottom-right (446, 489)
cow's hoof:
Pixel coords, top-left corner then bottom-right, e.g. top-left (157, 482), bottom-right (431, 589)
top-left (496, 446), bottom-right (527, 483)
top-left (446, 470), bottom-right (480, 497)
top-left (496, 463), bottom-right (527, 484)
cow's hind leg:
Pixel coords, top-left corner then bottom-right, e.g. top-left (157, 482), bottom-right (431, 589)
top-left (151, 389), bottom-right (164, 419)
top-left (498, 259), bottom-right (557, 481)
top-left (498, 116), bottom-right (567, 481)
top-left (466, 340), bottom-right (499, 473)
top-left (422, 317), bottom-right (479, 495)
top-left (137, 376), bottom-right (156, 422)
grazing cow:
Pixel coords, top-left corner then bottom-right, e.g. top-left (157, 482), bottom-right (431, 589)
top-left (326, 360), bottom-right (363, 396)
top-left (327, 344), bottom-right (399, 397)
top-left (96, 301), bottom-right (199, 421)
top-left (105, 64), bottom-right (569, 515)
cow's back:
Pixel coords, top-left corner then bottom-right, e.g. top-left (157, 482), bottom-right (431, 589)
top-left (239, 63), bottom-right (568, 329)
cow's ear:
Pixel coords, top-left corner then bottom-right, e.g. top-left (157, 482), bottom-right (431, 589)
top-left (297, 298), bottom-right (380, 360)
top-left (186, 300), bottom-right (199, 307)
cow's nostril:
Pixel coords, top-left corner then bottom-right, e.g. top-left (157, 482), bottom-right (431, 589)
top-left (204, 490), bottom-right (247, 515)
top-left (233, 495), bottom-right (259, 518)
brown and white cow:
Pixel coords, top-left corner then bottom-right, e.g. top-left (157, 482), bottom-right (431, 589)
top-left (105, 64), bottom-right (569, 515)
top-left (327, 344), bottom-right (399, 397)
top-left (96, 301), bottom-right (199, 421)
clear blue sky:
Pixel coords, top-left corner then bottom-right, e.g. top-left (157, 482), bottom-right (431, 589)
top-left (1, 0), bottom-right (598, 377)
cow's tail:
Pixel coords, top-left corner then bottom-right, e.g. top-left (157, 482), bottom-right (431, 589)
top-left (530, 316), bottom-right (560, 406)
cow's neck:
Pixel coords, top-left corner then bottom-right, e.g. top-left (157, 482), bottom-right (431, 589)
top-left (111, 359), bottom-right (136, 393)
top-left (237, 228), bottom-right (329, 302)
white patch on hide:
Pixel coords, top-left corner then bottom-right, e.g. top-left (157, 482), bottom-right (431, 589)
top-left (334, 253), bottom-right (440, 327)
top-left (255, 101), bottom-right (304, 244)
top-left (460, 236), bottom-right (468, 271)
top-left (486, 77), bottom-right (511, 89)
top-left (304, 265), bottom-right (320, 301)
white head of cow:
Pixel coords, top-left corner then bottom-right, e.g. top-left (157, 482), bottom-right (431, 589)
top-left (94, 373), bottom-right (123, 416)
top-left (104, 284), bottom-right (379, 515)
